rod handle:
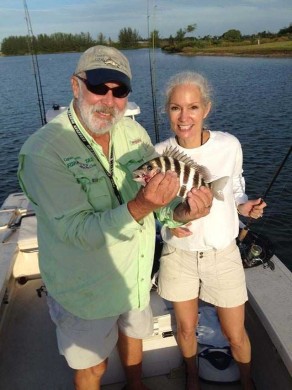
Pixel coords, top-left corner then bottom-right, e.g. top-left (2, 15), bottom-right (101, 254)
top-left (238, 227), bottom-right (249, 242)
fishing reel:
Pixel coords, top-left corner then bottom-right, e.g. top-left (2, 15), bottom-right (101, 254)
top-left (237, 228), bottom-right (275, 270)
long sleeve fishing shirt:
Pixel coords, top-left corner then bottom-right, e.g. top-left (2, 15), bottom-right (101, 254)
top-left (18, 101), bottom-right (159, 320)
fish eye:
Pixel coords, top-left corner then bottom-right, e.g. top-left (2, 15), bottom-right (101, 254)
top-left (146, 165), bottom-right (153, 171)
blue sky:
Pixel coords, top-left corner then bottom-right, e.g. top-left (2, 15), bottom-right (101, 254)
top-left (1, 0), bottom-right (291, 44)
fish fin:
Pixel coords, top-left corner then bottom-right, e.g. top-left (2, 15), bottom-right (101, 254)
top-left (162, 146), bottom-right (213, 180)
top-left (210, 176), bottom-right (229, 201)
top-left (162, 146), bottom-right (199, 169)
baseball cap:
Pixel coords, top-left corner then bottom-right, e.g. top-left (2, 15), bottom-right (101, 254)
top-left (75, 45), bottom-right (132, 90)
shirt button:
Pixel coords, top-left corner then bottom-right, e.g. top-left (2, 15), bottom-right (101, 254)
top-left (141, 278), bottom-right (144, 282)
top-left (199, 252), bottom-right (203, 258)
top-left (141, 254), bottom-right (144, 258)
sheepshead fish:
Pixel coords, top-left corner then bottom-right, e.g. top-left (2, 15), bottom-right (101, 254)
top-left (132, 146), bottom-right (229, 201)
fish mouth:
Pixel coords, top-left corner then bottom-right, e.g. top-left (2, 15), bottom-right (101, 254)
top-left (133, 172), bottom-right (151, 184)
top-left (133, 173), bottom-right (143, 179)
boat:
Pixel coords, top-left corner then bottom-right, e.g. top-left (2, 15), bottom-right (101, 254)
top-left (0, 101), bottom-right (292, 389)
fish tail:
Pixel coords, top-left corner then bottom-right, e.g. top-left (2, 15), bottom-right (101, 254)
top-left (210, 176), bottom-right (229, 201)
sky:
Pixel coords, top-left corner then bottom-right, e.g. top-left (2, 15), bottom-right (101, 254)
top-left (1, 0), bottom-right (291, 45)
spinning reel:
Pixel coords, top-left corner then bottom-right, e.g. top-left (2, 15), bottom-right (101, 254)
top-left (237, 228), bottom-right (275, 270)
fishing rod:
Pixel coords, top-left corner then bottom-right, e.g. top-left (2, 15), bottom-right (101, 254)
top-left (147, 0), bottom-right (160, 143)
top-left (23, 0), bottom-right (47, 126)
top-left (238, 145), bottom-right (292, 242)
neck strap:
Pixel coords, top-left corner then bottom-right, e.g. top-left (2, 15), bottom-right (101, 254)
top-left (67, 108), bottom-right (123, 205)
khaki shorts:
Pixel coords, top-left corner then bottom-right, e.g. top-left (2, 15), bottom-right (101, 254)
top-left (158, 240), bottom-right (248, 308)
top-left (47, 296), bottom-right (153, 369)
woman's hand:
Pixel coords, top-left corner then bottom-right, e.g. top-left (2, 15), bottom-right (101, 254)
top-left (237, 198), bottom-right (267, 219)
top-left (170, 223), bottom-right (193, 238)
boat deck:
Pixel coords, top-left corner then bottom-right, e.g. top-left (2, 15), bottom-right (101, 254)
top-left (0, 278), bottom-right (241, 390)
top-left (0, 193), bottom-right (292, 389)
top-left (1, 275), bottom-right (292, 390)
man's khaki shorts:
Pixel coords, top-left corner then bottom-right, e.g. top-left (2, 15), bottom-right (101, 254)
top-left (158, 240), bottom-right (248, 308)
top-left (47, 296), bottom-right (153, 369)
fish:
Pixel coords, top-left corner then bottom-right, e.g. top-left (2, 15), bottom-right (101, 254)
top-left (132, 146), bottom-right (229, 201)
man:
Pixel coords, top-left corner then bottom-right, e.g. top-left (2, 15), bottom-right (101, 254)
top-left (18, 45), bottom-right (212, 390)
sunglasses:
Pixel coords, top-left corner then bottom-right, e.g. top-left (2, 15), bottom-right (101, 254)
top-left (75, 75), bottom-right (130, 98)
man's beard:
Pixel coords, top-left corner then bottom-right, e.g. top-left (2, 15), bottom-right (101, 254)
top-left (76, 93), bottom-right (126, 135)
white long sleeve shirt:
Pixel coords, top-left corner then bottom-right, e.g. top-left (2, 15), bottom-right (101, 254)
top-left (155, 131), bottom-right (248, 251)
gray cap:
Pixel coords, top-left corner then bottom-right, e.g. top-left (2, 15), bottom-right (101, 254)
top-left (75, 45), bottom-right (132, 90)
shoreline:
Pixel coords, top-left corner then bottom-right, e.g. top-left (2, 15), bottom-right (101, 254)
top-left (177, 51), bottom-right (292, 58)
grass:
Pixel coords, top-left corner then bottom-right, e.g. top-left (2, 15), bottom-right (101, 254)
top-left (180, 40), bottom-right (292, 57)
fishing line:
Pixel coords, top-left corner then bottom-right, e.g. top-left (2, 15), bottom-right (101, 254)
top-left (23, 0), bottom-right (47, 126)
top-left (238, 145), bottom-right (292, 242)
top-left (255, 180), bottom-right (288, 232)
top-left (147, 0), bottom-right (160, 143)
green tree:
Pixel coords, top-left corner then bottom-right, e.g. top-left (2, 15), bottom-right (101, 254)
top-left (168, 34), bottom-right (174, 45)
top-left (97, 32), bottom-right (107, 45)
top-left (1, 36), bottom-right (28, 55)
top-left (222, 29), bottom-right (242, 42)
top-left (186, 24), bottom-right (197, 34)
top-left (118, 27), bottom-right (141, 48)
top-left (37, 34), bottom-right (51, 52)
top-left (175, 28), bottom-right (186, 42)
top-left (278, 24), bottom-right (292, 36)
top-left (175, 24), bottom-right (197, 42)
top-left (150, 30), bottom-right (160, 47)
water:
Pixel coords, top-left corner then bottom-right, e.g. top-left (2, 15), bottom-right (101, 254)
top-left (0, 50), bottom-right (291, 270)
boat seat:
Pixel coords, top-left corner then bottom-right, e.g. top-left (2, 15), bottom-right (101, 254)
top-left (18, 215), bottom-right (38, 251)
top-left (13, 216), bottom-right (40, 279)
top-left (0, 242), bottom-right (19, 305)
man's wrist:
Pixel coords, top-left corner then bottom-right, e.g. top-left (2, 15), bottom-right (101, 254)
top-left (127, 199), bottom-right (151, 222)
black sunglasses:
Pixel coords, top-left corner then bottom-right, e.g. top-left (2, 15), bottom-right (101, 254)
top-left (75, 75), bottom-right (130, 98)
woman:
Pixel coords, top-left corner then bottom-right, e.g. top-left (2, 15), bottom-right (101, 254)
top-left (155, 71), bottom-right (266, 390)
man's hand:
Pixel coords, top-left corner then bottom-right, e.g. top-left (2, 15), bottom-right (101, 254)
top-left (128, 171), bottom-right (180, 221)
top-left (173, 186), bottom-right (213, 223)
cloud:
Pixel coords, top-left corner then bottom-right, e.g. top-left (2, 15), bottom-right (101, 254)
top-left (0, 0), bottom-right (291, 44)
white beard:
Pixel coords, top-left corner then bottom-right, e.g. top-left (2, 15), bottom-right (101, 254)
top-left (76, 91), bottom-right (126, 135)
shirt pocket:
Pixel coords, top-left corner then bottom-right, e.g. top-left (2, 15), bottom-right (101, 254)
top-left (75, 170), bottom-right (113, 211)
top-left (117, 144), bottom-right (155, 173)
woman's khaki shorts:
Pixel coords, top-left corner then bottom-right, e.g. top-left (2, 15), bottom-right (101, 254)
top-left (47, 296), bottom-right (153, 369)
top-left (158, 240), bottom-right (248, 308)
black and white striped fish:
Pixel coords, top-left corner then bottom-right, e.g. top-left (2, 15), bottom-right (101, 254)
top-left (132, 146), bottom-right (229, 201)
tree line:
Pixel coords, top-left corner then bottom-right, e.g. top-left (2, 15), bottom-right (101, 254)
top-left (0, 28), bottom-right (142, 55)
top-left (1, 23), bottom-right (291, 56)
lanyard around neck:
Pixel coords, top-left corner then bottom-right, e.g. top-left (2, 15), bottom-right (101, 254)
top-left (67, 108), bottom-right (123, 205)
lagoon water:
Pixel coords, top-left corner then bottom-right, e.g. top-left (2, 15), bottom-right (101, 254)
top-left (0, 49), bottom-right (291, 269)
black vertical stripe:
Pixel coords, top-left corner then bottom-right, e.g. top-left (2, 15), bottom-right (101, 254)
top-left (179, 185), bottom-right (187, 197)
top-left (193, 170), bottom-right (200, 188)
top-left (164, 157), bottom-right (171, 172)
top-left (173, 158), bottom-right (180, 175)
top-left (183, 164), bottom-right (190, 184)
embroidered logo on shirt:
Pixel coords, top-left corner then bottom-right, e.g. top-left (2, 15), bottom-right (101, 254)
top-left (64, 156), bottom-right (95, 169)
top-left (131, 138), bottom-right (142, 145)
top-left (76, 161), bottom-right (96, 169)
